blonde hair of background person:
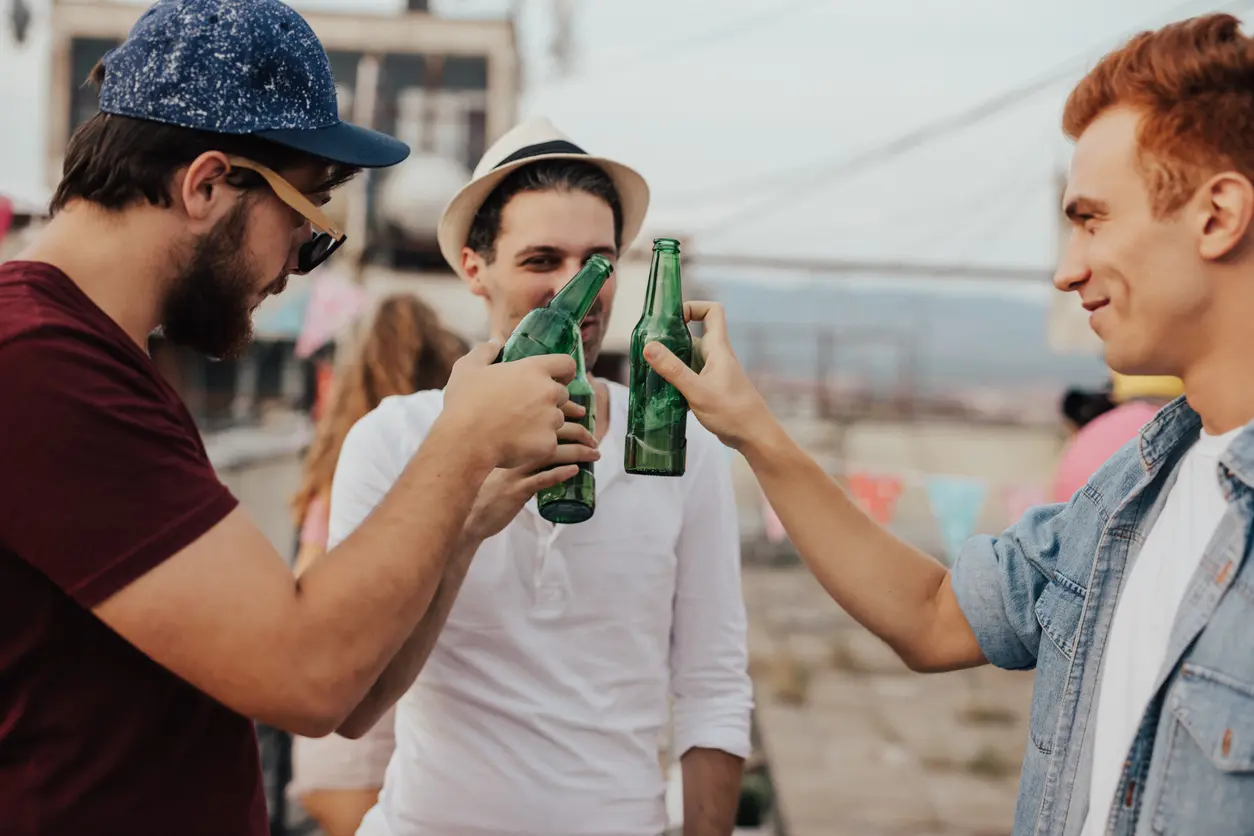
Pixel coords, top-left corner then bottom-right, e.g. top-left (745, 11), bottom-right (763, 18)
top-left (291, 293), bottom-right (467, 576)
top-left (287, 293), bottom-right (465, 836)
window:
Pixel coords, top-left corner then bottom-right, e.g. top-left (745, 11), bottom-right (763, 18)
top-left (68, 37), bottom-right (121, 133)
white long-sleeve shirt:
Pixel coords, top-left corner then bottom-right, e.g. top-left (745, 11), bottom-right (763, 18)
top-left (332, 381), bottom-right (753, 836)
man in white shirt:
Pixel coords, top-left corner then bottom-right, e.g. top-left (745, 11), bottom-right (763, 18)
top-left (331, 116), bottom-right (753, 836)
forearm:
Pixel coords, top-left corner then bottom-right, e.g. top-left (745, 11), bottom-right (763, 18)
top-left (292, 418), bottom-right (494, 722)
top-left (741, 420), bottom-right (975, 671)
top-left (336, 535), bottom-right (479, 738)
top-left (681, 748), bottom-right (744, 836)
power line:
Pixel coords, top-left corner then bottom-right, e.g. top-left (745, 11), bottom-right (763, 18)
top-left (684, 0), bottom-right (1254, 237)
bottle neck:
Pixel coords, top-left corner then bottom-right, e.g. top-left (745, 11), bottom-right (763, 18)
top-left (572, 330), bottom-right (588, 379)
top-left (644, 249), bottom-right (683, 318)
top-left (550, 259), bottom-right (612, 324)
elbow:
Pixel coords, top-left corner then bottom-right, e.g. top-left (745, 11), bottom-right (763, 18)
top-left (283, 714), bottom-right (340, 740)
top-left (334, 713), bottom-right (378, 740)
top-left (898, 647), bottom-right (948, 674)
top-left (893, 639), bottom-right (971, 674)
top-left (266, 672), bottom-right (367, 739)
top-left (269, 693), bottom-right (355, 739)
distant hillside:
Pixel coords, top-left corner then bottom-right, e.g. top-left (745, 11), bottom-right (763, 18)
top-left (710, 276), bottom-right (1109, 397)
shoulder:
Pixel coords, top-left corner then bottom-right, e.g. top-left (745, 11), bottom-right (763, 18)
top-left (0, 333), bottom-right (188, 450)
top-left (0, 263), bottom-right (161, 398)
top-left (0, 261), bottom-right (118, 346)
top-left (341, 389), bottom-right (446, 467)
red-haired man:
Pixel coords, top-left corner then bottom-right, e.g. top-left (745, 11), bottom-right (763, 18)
top-left (647, 14), bottom-right (1254, 836)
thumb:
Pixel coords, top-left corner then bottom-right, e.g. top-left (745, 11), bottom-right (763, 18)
top-left (643, 341), bottom-right (700, 394)
top-left (465, 338), bottom-right (504, 366)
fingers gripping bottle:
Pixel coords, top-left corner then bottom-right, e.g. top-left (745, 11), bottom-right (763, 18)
top-left (496, 254), bottom-right (613, 522)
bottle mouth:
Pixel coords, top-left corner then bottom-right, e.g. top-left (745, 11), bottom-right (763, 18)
top-left (652, 237), bottom-right (681, 252)
top-left (585, 253), bottom-right (615, 272)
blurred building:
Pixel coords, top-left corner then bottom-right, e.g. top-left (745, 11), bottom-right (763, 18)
top-left (43, 0), bottom-right (521, 425)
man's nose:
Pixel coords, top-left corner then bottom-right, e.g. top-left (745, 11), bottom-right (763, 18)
top-left (1053, 231), bottom-right (1090, 292)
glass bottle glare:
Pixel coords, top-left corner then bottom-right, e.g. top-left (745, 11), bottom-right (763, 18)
top-left (535, 330), bottom-right (596, 524)
top-left (495, 254), bottom-right (614, 365)
top-left (496, 254), bottom-right (613, 523)
top-left (625, 238), bottom-right (691, 476)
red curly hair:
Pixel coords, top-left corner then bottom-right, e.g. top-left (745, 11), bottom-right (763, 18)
top-left (1063, 13), bottom-right (1254, 218)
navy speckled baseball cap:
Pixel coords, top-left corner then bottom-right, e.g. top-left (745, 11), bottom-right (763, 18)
top-left (97, 0), bottom-right (410, 168)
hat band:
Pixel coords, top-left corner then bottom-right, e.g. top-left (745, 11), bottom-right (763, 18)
top-left (492, 139), bottom-right (587, 170)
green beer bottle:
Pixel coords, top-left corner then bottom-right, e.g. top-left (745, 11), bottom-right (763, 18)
top-left (497, 253), bottom-right (614, 523)
top-left (495, 254), bottom-right (614, 364)
top-left (536, 331), bottom-right (596, 524)
top-left (625, 238), bottom-right (692, 476)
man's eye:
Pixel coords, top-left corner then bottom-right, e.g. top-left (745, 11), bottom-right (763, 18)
top-left (523, 257), bottom-right (558, 269)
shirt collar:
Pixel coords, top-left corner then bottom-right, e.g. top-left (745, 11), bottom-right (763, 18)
top-left (1139, 395), bottom-right (1254, 490)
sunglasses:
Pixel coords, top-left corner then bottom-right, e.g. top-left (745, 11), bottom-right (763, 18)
top-left (225, 155), bottom-right (347, 274)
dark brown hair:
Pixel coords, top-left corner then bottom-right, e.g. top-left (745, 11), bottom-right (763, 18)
top-left (465, 159), bottom-right (623, 262)
top-left (51, 62), bottom-right (358, 215)
top-left (1064, 14), bottom-right (1254, 218)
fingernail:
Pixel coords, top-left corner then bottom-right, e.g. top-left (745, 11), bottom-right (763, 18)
top-left (643, 343), bottom-right (659, 359)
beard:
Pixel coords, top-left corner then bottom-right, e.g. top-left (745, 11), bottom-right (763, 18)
top-left (160, 201), bottom-right (264, 361)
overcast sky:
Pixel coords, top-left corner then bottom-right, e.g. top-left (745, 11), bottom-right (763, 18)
top-left (2, 0), bottom-right (1246, 267)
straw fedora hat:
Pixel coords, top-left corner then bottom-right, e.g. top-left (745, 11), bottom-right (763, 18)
top-left (437, 115), bottom-right (650, 276)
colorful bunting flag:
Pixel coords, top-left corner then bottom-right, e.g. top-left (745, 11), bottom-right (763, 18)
top-left (846, 472), bottom-right (904, 526)
top-left (926, 476), bottom-right (988, 564)
top-left (295, 270), bottom-right (369, 359)
top-left (0, 196), bottom-right (12, 247)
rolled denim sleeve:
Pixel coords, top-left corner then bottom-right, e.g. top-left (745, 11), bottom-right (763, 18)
top-left (951, 501), bottom-right (1068, 671)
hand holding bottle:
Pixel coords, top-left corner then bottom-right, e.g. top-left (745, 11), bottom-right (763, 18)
top-left (439, 340), bottom-right (581, 470)
top-left (642, 301), bottom-right (775, 452)
top-left (463, 419), bottom-right (600, 541)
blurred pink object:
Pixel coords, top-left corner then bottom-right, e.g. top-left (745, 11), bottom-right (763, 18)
top-left (1051, 401), bottom-right (1161, 503)
top-left (0, 196), bottom-right (13, 245)
top-left (761, 493), bottom-right (787, 543)
top-left (294, 270), bottom-right (369, 359)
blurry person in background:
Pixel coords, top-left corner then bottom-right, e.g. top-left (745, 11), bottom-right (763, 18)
top-left (286, 293), bottom-right (466, 836)
top-left (1050, 372), bottom-right (1183, 503)
top-left (1059, 384), bottom-right (1116, 434)
top-left (291, 294), bottom-right (468, 576)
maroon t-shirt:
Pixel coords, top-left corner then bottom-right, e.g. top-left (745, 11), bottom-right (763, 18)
top-left (0, 261), bottom-right (267, 835)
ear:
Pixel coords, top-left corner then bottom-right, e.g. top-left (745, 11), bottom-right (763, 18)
top-left (1197, 171), bottom-right (1254, 261)
top-left (461, 246), bottom-right (490, 299)
top-left (177, 151), bottom-right (233, 224)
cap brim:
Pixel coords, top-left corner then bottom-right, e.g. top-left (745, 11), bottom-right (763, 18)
top-left (257, 121), bottom-right (411, 169)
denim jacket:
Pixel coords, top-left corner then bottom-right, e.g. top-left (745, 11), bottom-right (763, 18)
top-left (952, 398), bottom-right (1254, 836)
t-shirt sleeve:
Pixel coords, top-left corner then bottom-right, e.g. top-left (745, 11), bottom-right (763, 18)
top-left (0, 332), bottom-right (239, 608)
